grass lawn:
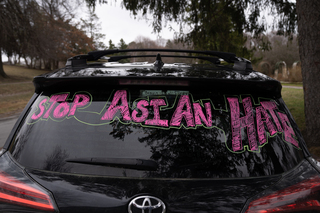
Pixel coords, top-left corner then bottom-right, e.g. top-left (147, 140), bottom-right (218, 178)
top-left (0, 64), bottom-right (48, 82)
top-left (282, 82), bottom-right (303, 87)
top-left (0, 65), bottom-right (49, 118)
top-left (0, 92), bottom-right (34, 115)
top-left (281, 87), bottom-right (305, 132)
top-left (0, 82), bottom-right (34, 96)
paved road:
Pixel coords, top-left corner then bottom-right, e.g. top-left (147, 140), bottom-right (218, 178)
top-left (0, 117), bottom-right (18, 148)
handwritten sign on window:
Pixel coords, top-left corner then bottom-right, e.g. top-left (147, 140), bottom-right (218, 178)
top-left (28, 90), bottom-right (300, 153)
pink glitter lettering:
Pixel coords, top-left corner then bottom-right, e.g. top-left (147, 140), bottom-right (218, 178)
top-left (28, 90), bottom-right (302, 153)
top-left (68, 94), bottom-right (90, 116)
top-left (101, 90), bottom-right (131, 121)
top-left (227, 97), bottom-right (258, 152)
top-left (193, 102), bottom-right (212, 127)
top-left (278, 112), bottom-right (299, 147)
top-left (170, 95), bottom-right (195, 127)
top-left (31, 99), bottom-right (47, 120)
top-left (145, 99), bottom-right (168, 127)
top-left (227, 98), bottom-right (242, 151)
top-left (132, 100), bottom-right (149, 123)
top-left (242, 97), bottom-right (258, 151)
top-left (43, 94), bottom-right (68, 119)
top-left (261, 101), bottom-right (283, 132)
top-left (53, 102), bottom-right (70, 119)
top-left (256, 106), bottom-right (278, 144)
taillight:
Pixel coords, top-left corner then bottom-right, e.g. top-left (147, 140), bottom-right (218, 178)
top-left (245, 176), bottom-right (320, 213)
top-left (0, 171), bottom-right (55, 211)
top-left (0, 152), bottom-right (57, 212)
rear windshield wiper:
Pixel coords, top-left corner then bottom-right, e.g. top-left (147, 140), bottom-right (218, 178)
top-left (66, 158), bottom-right (158, 171)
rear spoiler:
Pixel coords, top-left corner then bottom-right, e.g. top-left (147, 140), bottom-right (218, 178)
top-left (66, 49), bottom-right (253, 72)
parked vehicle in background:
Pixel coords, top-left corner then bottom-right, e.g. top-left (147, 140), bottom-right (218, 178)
top-left (0, 49), bottom-right (319, 213)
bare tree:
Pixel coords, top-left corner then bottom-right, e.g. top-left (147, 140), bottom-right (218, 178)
top-left (0, 0), bottom-right (32, 77)
top-left (252, 32), bottom-right (300, 79)
top-left (80, 7), bottom-right (106, 50)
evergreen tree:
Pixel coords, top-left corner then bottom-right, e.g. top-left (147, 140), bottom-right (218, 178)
top-left (117, 39), bottom-right (130, 63)
top-left (118, 39), bottom-right (128, 50)
top-left (108, 40), bottom-right (116, 50)
top-left (86, 0), bottom-right (296, 59)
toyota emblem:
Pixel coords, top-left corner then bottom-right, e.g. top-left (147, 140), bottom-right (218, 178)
top-left (128, 196), bottom-right (166, 213)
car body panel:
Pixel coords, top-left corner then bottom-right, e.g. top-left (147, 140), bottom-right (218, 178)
top-left (28, 168), bottom-right (281, 213)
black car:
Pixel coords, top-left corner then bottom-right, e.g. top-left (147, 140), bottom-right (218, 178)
top-left (1, 49), bottom-right (319, 213)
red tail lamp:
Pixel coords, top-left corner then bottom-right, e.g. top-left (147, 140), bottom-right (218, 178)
top-left (0, 171), bottom-right (55, 211)
top-left (246, 176), bottom-right (320, 213)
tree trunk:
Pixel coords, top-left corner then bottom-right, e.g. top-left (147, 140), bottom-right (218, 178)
top-left (39, 59), bottom-right (42, 70)
top-left (23, 56), bottom-right (30, 68)
top-left (0, 52), bottom-right (8, 78)
top-left (296, 0), bottom-right (320, 147)
top-left (45, 59), bottom-right (53, 70)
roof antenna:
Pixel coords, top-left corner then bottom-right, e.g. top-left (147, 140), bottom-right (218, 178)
top-left (153, 53), bottom-right (164, 71)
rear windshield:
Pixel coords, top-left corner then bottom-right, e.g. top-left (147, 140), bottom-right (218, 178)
top-left (9, 87), bottom-right (304, 178)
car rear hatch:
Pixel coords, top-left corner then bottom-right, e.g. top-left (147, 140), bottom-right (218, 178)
top-left (4, 65), bottom-right (307, 212)
top-left (26, 168), bottom-right (281, 213)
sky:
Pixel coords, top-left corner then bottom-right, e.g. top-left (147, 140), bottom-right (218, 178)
top-left (78, 2), bottom-right (179, 46)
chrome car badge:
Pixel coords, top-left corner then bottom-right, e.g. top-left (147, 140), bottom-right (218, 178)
top-left (128, 195), bottom-right (166, 213)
